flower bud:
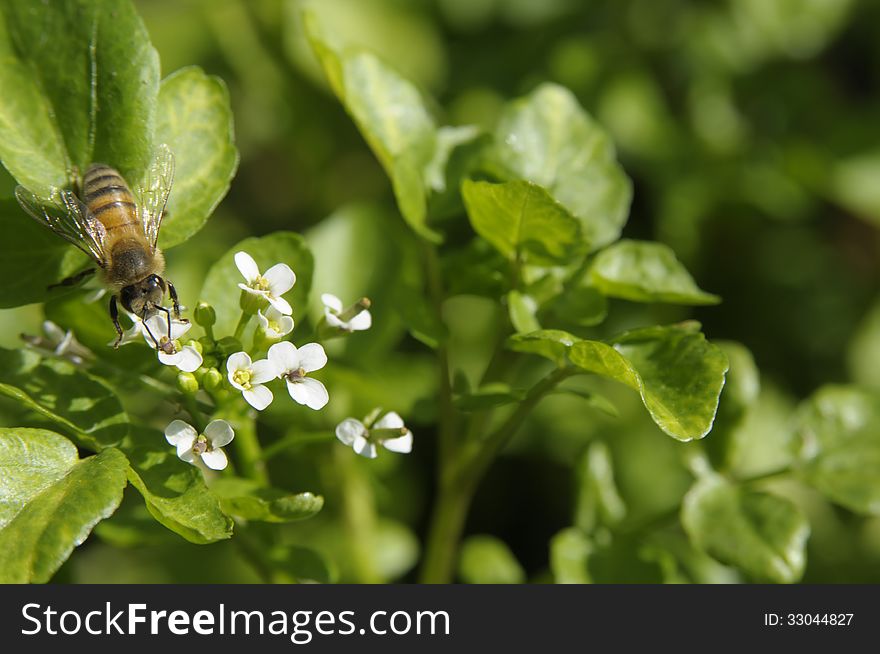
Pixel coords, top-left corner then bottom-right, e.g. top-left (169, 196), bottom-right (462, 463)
top-left (186, 339), bottom-right (203, 355)
top-left (203, 368), bottom-right (224, 391)
top-left (177, 371), bottom-right (199, 394)
top-left (216, 336), bottom-right (243, 357)
top-left (194, 302), bottom-right (216, 327)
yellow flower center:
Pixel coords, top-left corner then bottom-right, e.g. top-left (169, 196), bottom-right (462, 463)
top-left (252, 275), bottom-right (271, 292)
top-left (233, 369), bottom-right (252, 389)
top-left (192, 434), bottom-right (208, 455)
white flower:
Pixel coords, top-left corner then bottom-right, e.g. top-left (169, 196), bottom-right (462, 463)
top-left (235, 251), bottom-right (296, 315)
top-left (226, 351), bottom-right (276, 410)
top-left (140, 313), bottom-right (202, 373)
top-left (34, 321), bottom-right (93, 364)
top-left (165, 419), bottom-right (234, 470)
top-left (267, 341), bottom-right (329, 410)
top-left (257, 305), bottom-right (294, 339)
top-left (321, 293), bottom-right (372, 332)
top-left (335, 412), bottom-right (413, 459)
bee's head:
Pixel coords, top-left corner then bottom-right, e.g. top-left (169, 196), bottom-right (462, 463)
top-left (120, 274), bottom-right (167, 317)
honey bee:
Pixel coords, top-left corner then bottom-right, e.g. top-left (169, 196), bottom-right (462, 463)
top-left (15, 144), bottom-right (183, 349)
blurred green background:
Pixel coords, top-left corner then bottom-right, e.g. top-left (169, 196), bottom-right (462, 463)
top-left (2, 0), bottom-right (879, 583)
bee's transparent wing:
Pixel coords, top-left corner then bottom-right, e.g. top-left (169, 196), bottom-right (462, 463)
top-left (14, 186), bottom-right (108, 266)
top-left (137, 144), bottom-right (175, 250)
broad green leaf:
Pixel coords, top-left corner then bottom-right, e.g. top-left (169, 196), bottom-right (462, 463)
top-left (587, 537), bottom-right (672, 583)
top-left (550, 388), bottom-right (619, 417)
top-left (391, 284), bottom-right (448, 349)
top-left (0, 0), bottom-right (159, 196)
top-left (507, 289), bottom-right (541, 334)
top-left (574, 442), bottom-right (626, 532)
top-left (454, 383), bottom-right (526, 412)
top-left (705, 341), bottom-right (760, 470)
top-left (552, 286), bottom-right (607, 327)
top-left (681, 474), bottom-right (809, 583)
top-left (792, 385), bottom-right (880, 515)
top-left (458, 535), bottom-right (525, 584)
top-left (123, 435), bottom-right (233, 544)
top-left (550, 528), bottom-right (592, 583)
top-left (154, 66), bottom-right (238, 249)
top-left (0, 347), bottom-right (128, 449)
top-left (569, 324), bottom-right (729, 441)
top-left (304, 13), bottom-right (440, 242)
top-left (506, 329), bottom-right (578, 367)
top-left (0, 428), bottom-right (78, 529)
top-left (266, 544), bottom-right (335, 584)
top-left (462, 180), bottom-right (583, 265)
top-left (200, 232), bottom-right (314, 338)
top-left (211, 477), bottom-right (324, 523)
top-left (0, 446), bottom-right (128, 583)
top-left (0, 200), bottom-right (88, 307)
top-left (490, 83), bottom-right (632, 250)
top-left (589, 240), bottom-right (720, 305)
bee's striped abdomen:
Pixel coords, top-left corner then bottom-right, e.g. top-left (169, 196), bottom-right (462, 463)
top-left (82, 164), bottom-right (139, 232)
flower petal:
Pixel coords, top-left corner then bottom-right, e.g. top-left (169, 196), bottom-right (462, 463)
top-left (286, 377), bottom-right (329, 410)
top-left (200, 448), bottom-right (228, 471)
top-left (226, 351), bottom-right (252, 374)
top-left (243, 384), bottom-right (273, 411)
top-left (179, 449), bottom-right (197, 465)
top-left (158, 350), bottom-right (183, 367)
top-left (348, 310), bottom-right (372, 331)
top-left (239, 283), bottom-right (265, 297)
top-left (204, 419), bottom-right (235, 448)
top-left (382, 431), bottom-right (413, 454)
top-left (374, 411), bottom-right (404, 429)
top-left (257, 310), bottom-right (269, 329)
top-left (321, 293), bottom-right (343, 313)
top-left (168, 318), bottom-right (192, 340)
top-left (336, 418), bottom-right (367, 446)
top-left (268, 341), bottom-right (299, 373)
top-left (174, 346), bottom-right (203, 373)
top-left (142, 314), bottom-right (168, 348)
top-left (267, 295), bottom-right (292, 315)
top-left (325, 312), bottom-right (346, 329)
top-left (277, 315), bottom-right (295, 336)
top-left (165, 420), bottom-right (197, 447)
top-left (250, 358), bottom-right (279, 384)
top-left (297, 343), bottom-right (328, 373)
top-left (353, 436), bottom-right (377, 459)
top-left (263, 263), bottom-right (296, 295)
top-left (235, 251), bottom-right (260, 283)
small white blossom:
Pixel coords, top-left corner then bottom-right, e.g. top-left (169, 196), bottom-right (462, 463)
top-left (27, 321), bottom-right (94, 364)
top-left (226, 351), bottom-right (276, 410)
top-left (140, 313), bottom-right (202, 373)
top-left (335, 412), bottom-right (413, 459)
top-left (235, 251), bottom-right (296, 315)
top-left (268, 341), bottom-right (329, 410)
top-left (257, 305), bottom-right (294, 339)
top-left (165, 419), bottom-right (234, 470)
top-left (321, 293), bottom-right (372, 332)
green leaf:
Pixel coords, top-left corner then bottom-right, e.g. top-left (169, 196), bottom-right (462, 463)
top-left (489, 83), bottom-right (632, 250)
top-left (462, 179), bottom-right (584, 265)
top-left (0, 200), bottom-right (88, 307)
top-left (0, 0), bottom-right (159, 196)
top-left (506, 329), bottom-right (579, 367)
top-left (123, 437), bottom-right (233, 544)
top-left (266, 544), bottom-right (335, 584)
top-left (211, 477), bottom-right (324, 523)
top-left (0, 428), bottom-right (78, 529)
top-left (681, 474), bottom-right (809, 583)
top-left (588, 240), bottom-right (720, 305)
top-left (200, 231), bottom-right (314, 338)
top-left (550, 388), bottom-right (619, 417)
top-left (549, 528), bottom-right (592, 583)
top-left (0, 347), bottom-right (128, 449)
top-left (391, 284), bottom-right (448, 349)
top-left (569, 324), bottom-right (729, 441)
top-left (792, 385), bottom-right (880, 516)
top-left (574, 441), bottom-right (626, 532)
top-left (0, 445), bottom-right (128, 583)
top-left (458, 535), bottom-right (525, 584)
top-left (507, 289), bottom-right (541, 334)
top-left (453, 383), bottom-right (526, 412)
top-left (154, 66), bottom-right (238, 249)
top-left (552, 286), bottom-right (607, 327)
top-left (304, 13), bottom-right (441, 242)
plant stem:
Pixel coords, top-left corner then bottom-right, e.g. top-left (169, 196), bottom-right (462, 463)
top-left (233, 311), bottom-right (252, 342)
top-left (419, 365), bottom-right (576, 583)
top-left (222, 401), bottom-right (269, 486)
top-left (182, 393), bottom-right (207, 433)
top-left (335, 446), bottom-right (382, 583)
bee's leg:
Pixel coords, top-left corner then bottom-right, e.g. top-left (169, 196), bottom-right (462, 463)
top-left (154, 304), bottom-right (173, 341)
top-left (167, 280), bottom-right (185, 321)
top-left (140, 309), bottom-right (161, 349)
top-left (109, 295), bottom-right (124, 349)
top-left (48, 267), bottom-right (95, 291)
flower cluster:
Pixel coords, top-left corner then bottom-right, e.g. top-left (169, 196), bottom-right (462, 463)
top-left (336, 411), bottom-right (413, 459)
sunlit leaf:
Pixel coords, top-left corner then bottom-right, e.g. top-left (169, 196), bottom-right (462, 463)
top-left (574, 441), bottom-right (626, 532)
top-left (507, 289), bottom-right (541, 334)
top-left (0, 444), bottom-right (128, 583)
top-left (458, 534), bottom-right (525, 584)
top-left (454, 383), bottom-right (525, 411)
top-left (506, 329), bottom-right (578, 367)
top-left (211, 477), bottom-right (324, 523)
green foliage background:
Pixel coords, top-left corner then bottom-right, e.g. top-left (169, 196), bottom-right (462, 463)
top-left (0, 0), bottom-right (879, 583)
